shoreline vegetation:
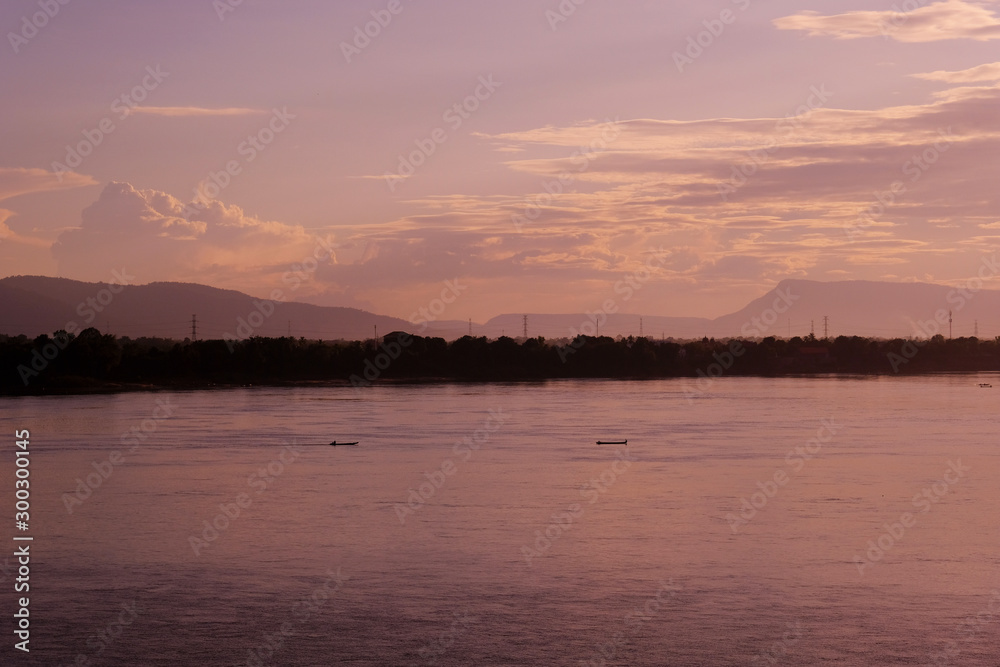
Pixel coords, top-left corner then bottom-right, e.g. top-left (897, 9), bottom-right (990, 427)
top-left (2, 328), bottom-right (999, 396)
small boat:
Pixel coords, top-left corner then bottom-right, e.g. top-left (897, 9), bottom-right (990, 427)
top-left (328, 441), bottom-right (360, 447)
top-left (980, 383), bottom-right (992, 388)
top-left (596, 440), bottom-right (627, 445)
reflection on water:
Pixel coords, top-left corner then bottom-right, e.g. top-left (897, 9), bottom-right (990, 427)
top-left (1, 375), bottom-right (998, 665)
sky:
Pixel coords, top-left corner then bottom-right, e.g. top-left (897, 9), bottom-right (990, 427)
top-left (1, 0), bottom-right (999, 323)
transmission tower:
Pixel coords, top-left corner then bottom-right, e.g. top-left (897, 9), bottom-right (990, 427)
top-left (191, 314), bottom-right (197, 340)
top-left (523, 315), bottom-right (528, 339)
top-left (949, 311), bottom-right (953, 339)
top-left (823, 316), bottom-right (829, 339)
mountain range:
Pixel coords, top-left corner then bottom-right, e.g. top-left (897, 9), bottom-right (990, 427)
top-left (1, 274), bottom-right (998, 341)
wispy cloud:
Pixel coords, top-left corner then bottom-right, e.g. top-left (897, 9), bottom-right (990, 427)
top-left (130, 106), bottom-right (267, 117)
top-left (913, 62), bottom-right (1000, 83)
top-left (451, 73), bottom-right (1000, 287)
top-left (0, 167), bottom-right (97, 202)
top-left (774, 0), bottom-right (1000, 42)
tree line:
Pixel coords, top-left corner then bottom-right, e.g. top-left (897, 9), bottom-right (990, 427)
top-left (1, 328), bottom-right (998, 394)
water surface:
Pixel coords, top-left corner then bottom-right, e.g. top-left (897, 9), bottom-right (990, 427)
top-left (2, 375), bottom-right (998, 665)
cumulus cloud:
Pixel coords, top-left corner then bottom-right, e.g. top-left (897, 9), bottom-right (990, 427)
top-left (774, 0), bottom-right (1000, 42)
top-left (51, 182), bottom-right (336, 294)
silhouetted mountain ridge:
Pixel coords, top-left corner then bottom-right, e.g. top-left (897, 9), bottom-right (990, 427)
top-left (2, 275), bottom-right (998, 340)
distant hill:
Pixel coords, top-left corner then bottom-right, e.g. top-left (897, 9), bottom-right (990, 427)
top-left (483, 279), bottom-right (1000, 340)
top-left (711, 279), bottom-right (1000, 339)
top-left (0, 276), bottom-right (416, 341)
top-left (2, 275), bottom-right (998, 341)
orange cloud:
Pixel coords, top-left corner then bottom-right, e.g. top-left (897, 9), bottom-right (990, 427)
top-left (774, 0), bottom-right (1000, 42)
top-left (0, 167), bottom-right (97, 202)
top-left (51, 182), bottom-right (336, 294)
top-left (130, 106), bottom-right (267, 117)
top-left (913, 62), bottom-right (1000, 83)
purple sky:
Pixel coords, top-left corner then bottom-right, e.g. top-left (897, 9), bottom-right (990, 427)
top-left (1, 0), bottom-right (999, 322)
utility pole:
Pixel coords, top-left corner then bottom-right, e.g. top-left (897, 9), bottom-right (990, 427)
top-left (469, 318), bottom-right (472, 336)
top-left (787, 319), bottom-right (790, 338)
top-left (640, 317), bottom-right (643, 338)
top-left (975, 320), bottom-right (979, 338)
top-left (823, 316), bottom-right (829, 339)
top-left (949, 311), bottom-right (953, 339)
top-left (192, 314), bottom-right (197, 341)
top-left (811, 320), bottom-right (815, 337)
top-left (288, 320), bottom-right (291, 337)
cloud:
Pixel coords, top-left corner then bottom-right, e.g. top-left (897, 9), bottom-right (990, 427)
top-left (0, 168), bottom-right (98, 250)
top-left (0, 208), bottom-right (49, 248)
top-left (774, 0), bottom-right (1000, 42)
top-left (913, 62), bottom-right (1000, 83)
top-left (441, 72), bottom-right (1000, 295)
top-left (0, 167), bottom-right (97, 202)
top-left (130, 106), bottom-right (267, 117)
top-left (51, 182), bottom-right (335, 293)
